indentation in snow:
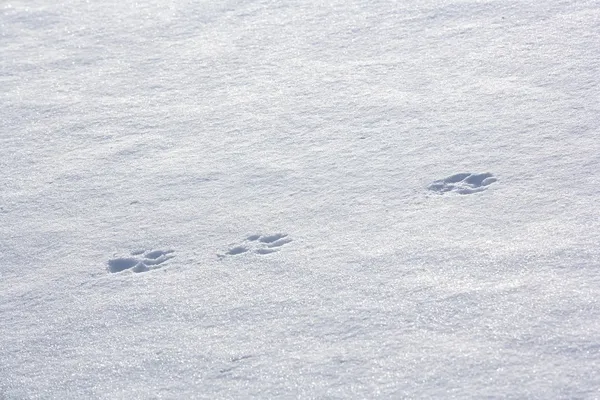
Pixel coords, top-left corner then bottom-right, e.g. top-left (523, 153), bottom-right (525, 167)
top-left (259, 233), bottom-right (288, 243)
top-left (220, 233), bottom-right (292, 258)
top-left (428, 172), bottom-right (497, 194)
top-left (107, 249), bottom-right (175, 273)
top-left (227, 246), bottom-right (249, 255)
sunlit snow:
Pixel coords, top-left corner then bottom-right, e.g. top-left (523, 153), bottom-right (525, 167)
top-left (2, 0), bottom-right (599, 398)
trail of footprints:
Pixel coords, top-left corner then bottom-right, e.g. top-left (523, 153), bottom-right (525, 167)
top-left (222, 233), bottom-right (292, 258)
top-left (107, 172), bottom-right (498, 273)
top-left (106, 234), bottom-right (292, 273)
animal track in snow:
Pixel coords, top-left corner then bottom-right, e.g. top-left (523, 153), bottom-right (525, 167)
top-left (428, 172), bottom-right (497, 195)
top-left (220, 233), bottom-right (292, 258)
top-left (107, 249), bottom-right (175, 273)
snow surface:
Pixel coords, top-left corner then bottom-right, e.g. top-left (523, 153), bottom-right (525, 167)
top-left (2, 0), bottom-right (600, 398)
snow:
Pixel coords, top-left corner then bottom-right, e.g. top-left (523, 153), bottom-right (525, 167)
top-left (2, 0), bottom-right (600, 398)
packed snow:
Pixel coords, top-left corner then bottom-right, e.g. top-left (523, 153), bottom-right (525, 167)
top-left (2, 0), bottom-right (600, 398)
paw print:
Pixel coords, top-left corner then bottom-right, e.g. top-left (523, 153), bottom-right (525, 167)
top-left (220, 233), bottom-right (292, 258)
top-left (107, 249), bottom-right (175, 273)
top-left (428, 172), bottom-right (497, 195)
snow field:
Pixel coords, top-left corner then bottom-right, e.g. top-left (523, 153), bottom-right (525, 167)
top-left (2, 0), bottom-right (600, 398)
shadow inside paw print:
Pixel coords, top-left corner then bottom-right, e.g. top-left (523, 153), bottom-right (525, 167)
top-left (428, 172), bottom-right (497, 195)
top-left (221, 233), bottom-right (292, 258)
top-left (108, 249), bottom-right (175, 273)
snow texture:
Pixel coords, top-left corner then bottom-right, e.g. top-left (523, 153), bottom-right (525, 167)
top-left (2, 0), bottom-right (600, 398)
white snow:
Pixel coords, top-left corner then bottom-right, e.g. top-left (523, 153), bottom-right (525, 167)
top-left (2, 0), bottom-right (600, 398)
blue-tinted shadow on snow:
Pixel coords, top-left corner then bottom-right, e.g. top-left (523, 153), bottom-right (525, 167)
top-left (428, 172), bottom-right (497, 195)
top-left (220, 233), bottom-right (292, 258)
top-left (107, 249), bottom-right (175, 273)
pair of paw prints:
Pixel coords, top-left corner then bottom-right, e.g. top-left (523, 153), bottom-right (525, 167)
top-left (106, 233), bottom-right (292, 274)
top-left (428, 172), bottom-right (497, 195)
top-left (221, 233), bottom-right (292, 258)
top-left (107, 249), bottom-right (175, 273)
